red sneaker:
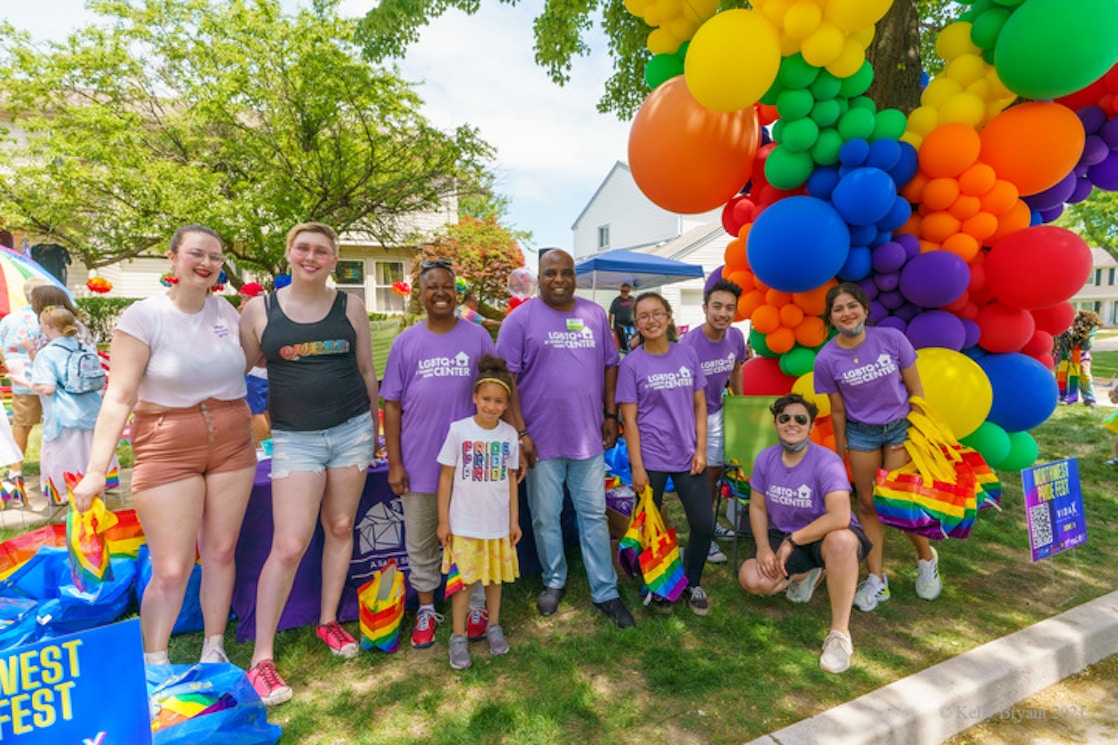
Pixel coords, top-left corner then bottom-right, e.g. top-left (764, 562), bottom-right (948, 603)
top-left (316, 621), bottom-right (358, 659)
top-left (411, 608), bottom-right (443, 649)
top-left (466, 607), bottom-right (489, 641)
top-left (247, 660), bottom-right (293, 706)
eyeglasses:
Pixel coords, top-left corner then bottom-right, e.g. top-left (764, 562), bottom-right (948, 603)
top-left (419, 259), bottom-right (453, 273)
top-left (777, 413), bottom-right (809, 425)
top-left (635, 310), bottom-right (668, 324)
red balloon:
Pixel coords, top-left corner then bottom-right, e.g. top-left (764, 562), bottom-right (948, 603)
top-left (1030, 302), bottom-right (1076, 336)
top-left (975, 302), bottom-right (1036, 353)
top-left (740, 356), bottom-right (796, 395)
top-left (1021, 330), bottom-right (1055, 358)
top-left (629, 76), bottom-right (761, 214)
top-left (984, 226), bottom-right (1094, 310)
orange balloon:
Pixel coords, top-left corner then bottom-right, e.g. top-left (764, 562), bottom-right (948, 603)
top-left (948, 194), bottom-right (982, 220)
top-left (921, 210), bottom-right (962, 243)
top-left (724, 237), bottom-right (749, 271)
top-left (794, 316), bottom-right (828, 347)
top-left (958, 162), bottom-right (997, 196)
top-left (765, 288), bottom-right (792, 306)
top-left (792, 281), bottom-right (834, 316)
top-left (726, 269), bottom-right (755, 293)
top-left (980, 180), bottom-right (1019, 215)
top-left (900, 213), bottom-right (922, 236)
top-left (918, 122), bottom-right (981, 178)
top-left (979, 102), bottom-right (1086, 197)
top-left (752, 303), bottom-right (781, 334)
top-left (738, 289), bottom-right (766, 318)
top-left (779, 303), bottom-right (805, 328)
top-left (941, 232), bottom-right (981, 261)
top-left (767, 327), bottom-right (795, 354)
top-left (923, 177), bottom-right (961, 211)
top-left (629, 76), bottom-right (761, 213)
top-left (987, 200), bottom-right (1031, 246)
top-left (900, 171), bottom-right (928, 203)
top-left (962, 211), bottom-right (999, 242)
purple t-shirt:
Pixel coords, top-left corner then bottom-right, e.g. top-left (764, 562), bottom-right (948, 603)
top-left (680, 325), bottom-right (746, 414)
top-left (496, 297), bottom-right (619, 461)
top-left (381, 320), bottom-right (495, 493)
top-left (616, 343), bottom-right (707, 472)
top-left (813, 326), bottom-right (917, 425)
top-left (750, 443), bottom-right (856, 535)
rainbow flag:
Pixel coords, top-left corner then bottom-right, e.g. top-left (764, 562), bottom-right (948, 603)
top-left (45, 477), bottom-right (64, 507)
top-left (444, 562), bottom-right (465, 597)
top-left (9, 474), bottom-right (26, 508)
top-left (617, 510), bottom-right (645, 579)
top-left (639, 526), bottom-right (689, 601)
top-left (358, 558), bottom-right (406, 654)
top-left (0, 509), bottom-right (145, 582)
top-left (151, 692), bottom-right (237, 732)
top-left (64, 472), bottom-right (119, 591)
top-left (105, 467), bottom-right (120, 490)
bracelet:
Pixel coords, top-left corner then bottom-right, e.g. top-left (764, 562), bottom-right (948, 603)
top-left (785, 533), bottom-right (798, 548)
top-left (518, 429), bottom-right (530, 439)
top-left (603, 411), bottom-right (619, 421)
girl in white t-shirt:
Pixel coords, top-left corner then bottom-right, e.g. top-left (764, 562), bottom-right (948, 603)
top-left (436, 355), bottom-right (521, 670)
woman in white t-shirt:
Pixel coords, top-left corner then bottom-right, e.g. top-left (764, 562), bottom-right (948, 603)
top-left (73, 225), bottom-right (256, 666)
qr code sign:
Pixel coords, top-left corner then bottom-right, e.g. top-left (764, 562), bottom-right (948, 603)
top-left (1029, 502), bottom-right (1053, 550)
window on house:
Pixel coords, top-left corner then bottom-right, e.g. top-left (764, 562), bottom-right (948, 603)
top-left (1095, 269), bottom-right (1102, 285)
top-left (372, 260), bottom-right (405, 313)
top-left (1109, 268), bottom-right (1115, 285)
top-left (597, 225), bottom-right (610, 250)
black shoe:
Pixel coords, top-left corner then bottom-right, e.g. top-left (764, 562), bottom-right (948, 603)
top-left (593, 597), bottom-right (636, 629)
top-left (537, 586), bottom-right (565, 616)
top-left (649, 594), bottom-right (674, 615)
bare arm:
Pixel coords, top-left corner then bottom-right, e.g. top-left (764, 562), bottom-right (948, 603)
top-left (786, 488), bottom-right (852, 547)
top-left (384, 399), bottom-right (408, 495)
top-left (346, 294), bottom-right (380, 416)
top-left (72, 330), bottom-right (149, 511)
top-left (238, 296), bottom-right (266, 373)
top-left (749, 488), bottom-right (785, 580)
top-left (602, 365), bottom-right (619, 449)
top-left (730, 360), bottom-right (744, 396)
top-left (900, 363), bottom-right (924, 401)
top-left (436, 464), bottom-right (455, 547)
top-left (692, 390), bottom-right (707, 474)
top-left (828, 392), bottom-right (847, 457)
top-left (620, 401), bottom-right (646, 494)
top-left (504, 371), bottom-right (536, 469)
top-left (508, 472), bottom-right (521, 545)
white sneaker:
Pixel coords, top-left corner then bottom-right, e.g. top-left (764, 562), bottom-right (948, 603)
top-left (785, 567), bottom-right (823, 604)
top-left (915, 547), bottom-right (943, 600)
top-left (706, 542), bottom-right (728, 564)
top-left (853, 573), bottom-right (890, 612)
top-left (713, 523), bottom-right (736, 540)
top-left (199, 635), bottom-right (230, 664)
top-left (820, 630), bottom-right (853, 674)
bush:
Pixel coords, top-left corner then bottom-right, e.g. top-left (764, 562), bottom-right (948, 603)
top-left (75, 297), bottom-right (140, 344)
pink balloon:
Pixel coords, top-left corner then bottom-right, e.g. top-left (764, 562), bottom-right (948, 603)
top-left (984, 226), bottom-right (1094, 310)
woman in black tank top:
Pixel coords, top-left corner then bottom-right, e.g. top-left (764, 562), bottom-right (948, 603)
top-left (238, 222), bottom-right (380, 706)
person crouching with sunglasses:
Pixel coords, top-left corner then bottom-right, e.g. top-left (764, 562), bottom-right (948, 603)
top-left (737, 393), bottom-right (871, 674)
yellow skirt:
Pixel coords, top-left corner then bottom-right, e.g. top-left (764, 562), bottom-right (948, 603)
top-left (441, 535), bottom-right (520, 586)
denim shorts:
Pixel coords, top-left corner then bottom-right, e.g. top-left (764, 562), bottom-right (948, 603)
top-left (845, 417), bottom-right (910, 452)
top-left (270, 410), bottom-right (375, 478)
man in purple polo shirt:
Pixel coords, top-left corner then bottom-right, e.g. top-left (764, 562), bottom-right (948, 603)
top-left (681, 278), bottom-right (747, 563)
top-left (497, 249), bottom-right (635, 628)
top-left (383, 260), bottom-right (495, 649)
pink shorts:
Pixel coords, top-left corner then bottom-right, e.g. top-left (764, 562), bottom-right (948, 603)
top-left (130, 398), bottom-right (256, 493)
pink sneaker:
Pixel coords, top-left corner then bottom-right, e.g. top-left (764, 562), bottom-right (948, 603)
top-left (247, 660), bottom-right (293, 706)
top-left (466, 607), bottom-right (489, 641)
top-left (316, 621), bottom-right (358, 659)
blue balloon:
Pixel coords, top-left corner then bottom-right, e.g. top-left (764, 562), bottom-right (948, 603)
top-left (838, 246), bottom-right (872, 281)
top-left (849, 223), bottom-right (877, 247)
top-left (838, 138), bottom-right (871, 167)
top-left (888, 142), bottom-right (920, 188)
top-left (877, 196), bottom-right (912, 232)
top-left (806, 167), bottom-right (841, 199)
top-left (831, 167), bottom-right (896, 226)
top-left (866, 138), bottom-right (902, 172)
top-left (748, 196), bottom-right (850, 293)
top-left (977, 353), bottom-right (1058, 433)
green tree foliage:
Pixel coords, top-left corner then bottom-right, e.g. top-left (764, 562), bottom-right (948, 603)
top-left (1062, 191), bottom-right (1118, 258)
top-left (414, 216), bottom-right (526, 315)
top-left (0, 0), bottom-right (494, 276)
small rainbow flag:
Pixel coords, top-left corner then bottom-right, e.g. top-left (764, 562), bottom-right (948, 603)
top-left (45, 477), bottom-right (64, 507)
top-left (105, 467), bottom-right (120, 490)
top-left (444, 562), bottom-right (465, 597)
top-left (9, 474), bottom-right (27, 508)
top-left (358, 558), bottom-right (406, 654)
top-left (64, 472), bottom-right (119, 591)
top-left (151, 692), bottom-right (237, 732)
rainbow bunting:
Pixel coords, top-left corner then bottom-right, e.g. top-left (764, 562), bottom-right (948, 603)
top-left (444, 562), bottom-right (465, 597)
top-left (358, 558), bottom-right (406, 654)
top-left (64, 472), bottom-right (119, 591)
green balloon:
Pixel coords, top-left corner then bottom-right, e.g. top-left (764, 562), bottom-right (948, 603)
top-left (811, 128), bottom-right (845, 166)
top-left (811, 99), bottom-right (842, 128)
top-left (838, 62), bottom-right (875, 98)
top-left (995, 0), bottom-right (1118, 99)
top-left (837, 107), bottom-right (876, 141)
top-left (970, 8), bottom-right (1010, 51)
top-left (764, 146), bottom-right (816, 190)
top-left (644, 56), bottom-right (682, 90)
top-left (761, 77), bottom-right (785, 106)
top-left (779, 345), bottom-right (817, 377)
top-left (749, 327), bottom-right (778, 358)
top-left (779, 53), bottom-right (820, 90)
top-left (781, 118), bottom-right (821, 153)
top-left (772, 118), bottom-right (786, 143)
top-left (849, 95), bottom-right (877, 113)
top-left (871, 108), bottom-right (908, 141)
top-left (810, 71), bottom-right (842, 101)
top-left (960, 421), bottom-right (1012, 467)
top-left (777, 88), bottom-right (815, 120)
top-left (994, 430), bottom-right (1038, 472)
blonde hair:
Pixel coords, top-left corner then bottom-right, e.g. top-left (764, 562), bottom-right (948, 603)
top-left (286, 222), bottom-right (338, 252)
top-left (41, 306), bottom-right (79, 337)
top-left (22, 278), bottom-right (48, 298)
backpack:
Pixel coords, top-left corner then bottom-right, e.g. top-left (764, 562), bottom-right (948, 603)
top-left (60, 340), bottom-right (106, 394)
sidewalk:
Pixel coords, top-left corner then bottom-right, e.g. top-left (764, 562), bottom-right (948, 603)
top-left (0, 468), bottom-right (132, 531)
top-left (746, 591), bottom-right (1118, 745)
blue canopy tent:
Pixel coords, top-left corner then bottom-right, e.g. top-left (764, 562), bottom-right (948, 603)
top-left (574, 248), bottom-right (705, 292)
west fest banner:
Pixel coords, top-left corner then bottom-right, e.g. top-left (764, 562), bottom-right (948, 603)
top-left (0, 618), bottom-right (150, 744)
top-left (1021, 458), bottom-right (1088, 562)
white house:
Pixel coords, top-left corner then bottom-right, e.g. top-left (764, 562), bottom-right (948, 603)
top-left (571, 161), bottom-right (731, 332)
top-left (1073, 247), bottom-right (1118, 326)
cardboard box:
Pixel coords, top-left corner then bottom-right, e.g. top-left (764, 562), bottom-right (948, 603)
top-left (606, 506), bottom-right (631, 540)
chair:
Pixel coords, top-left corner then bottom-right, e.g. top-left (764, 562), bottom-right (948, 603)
top-left (715, 395), bottom-right (780, 568)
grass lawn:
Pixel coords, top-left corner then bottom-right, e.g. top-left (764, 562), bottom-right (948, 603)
top-left (5, 402), bottom-right (1117, 744)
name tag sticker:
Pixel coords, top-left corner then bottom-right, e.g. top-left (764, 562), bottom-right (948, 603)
top-left (566, 318), bottom-right (585, 331)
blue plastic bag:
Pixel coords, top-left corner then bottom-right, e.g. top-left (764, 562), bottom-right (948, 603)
top-left (148, 663), bottom-right (282, 745)
top-left (0, 596), bottom-right (39, 650)
top-left (137, 544), bottom-right (205, 634)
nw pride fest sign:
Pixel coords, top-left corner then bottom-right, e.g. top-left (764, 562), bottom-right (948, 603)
top-left (1021, 458), bottom-right (1088, 562)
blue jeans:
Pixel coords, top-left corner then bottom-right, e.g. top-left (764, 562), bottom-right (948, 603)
top-left (526, 455), bottom-right (620, 604)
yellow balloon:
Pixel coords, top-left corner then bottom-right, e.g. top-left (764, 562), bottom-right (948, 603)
top-left (801, 21), bottom-right (845, 67)
top-left (647, 27), bottom-right (682, 55)
top-left (755, 0), bottom-right (793, 27)
top-left (936, 21), bottom-right (979, 61)
top-left (944, 53), bottom-right (988, 87)
top-left (784, 0), bottom-right (823, 40)
top-left (850, 23), bottom-right (875, 47)
top-left (922, 77), bottom-right (964, 108)
top-left (685, 10), bottom-right (782, 113)
top-left (682, 0), bottom-right (720, 25)
top-left (906, 105), bottom-right (939, 137)
top-left (822, 0), bottom-right (892, 32)
top-left (825, 37), bottom-right (866, 78)
top-left (915, 348), bottom-right (992, 439)
top-left (939, 91), bottom-right (986, 128)
top-left (792, 372), bottom-right (832, 417)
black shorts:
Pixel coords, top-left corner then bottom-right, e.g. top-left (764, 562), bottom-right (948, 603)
top-left (749, 527), bottom-right (872, 577)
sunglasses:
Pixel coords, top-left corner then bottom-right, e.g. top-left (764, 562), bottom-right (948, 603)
top-left (777, 413), bottom-right (809, 425)
top-left (419, 259), bottom-right (453, 272)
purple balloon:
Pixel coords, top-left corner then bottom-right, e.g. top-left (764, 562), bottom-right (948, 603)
top-left (1039, 205), bottom-right (1065, 223)
top-left (878, 315), bottom-right (908, 333)
top-left (961, 318), bottom-right (981, 348)
top-left (895, 232), bottom-right (921, 259)
top-left (857, 277), bottom-right (879, 300)
top-left (1088, 150), bottom-right (1118, 191)
top-left (1077, 106), bottom-right (1106, 134)
top-left (872, 241), bottom-right (907, 273)
top-left (705, 265), bottom-right (725, 294)
top-left (1101, 117), bottom-right (1118, 150)
top-left (906, 310), bottom-right (967, 350)
top-left (894, 302), bottom-right (921, 322)
top-left (899, 251), bottom-right (969, 307)
top-left (874, 270), bottom-right (900, 292)
top-left (1082, 134), bottom-right (1110, 166)
top-left (869, 300), bottom-right (889, 324)
top-left (1069, 176), bottom-right (1095, 203)
top-left (1024, 171), bottom-right (1076, 211)
top-left (879, 289), bottom-right (905, 310)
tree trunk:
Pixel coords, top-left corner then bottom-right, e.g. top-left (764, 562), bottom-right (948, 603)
top-left (866, 0), bottom-right (923, 115)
